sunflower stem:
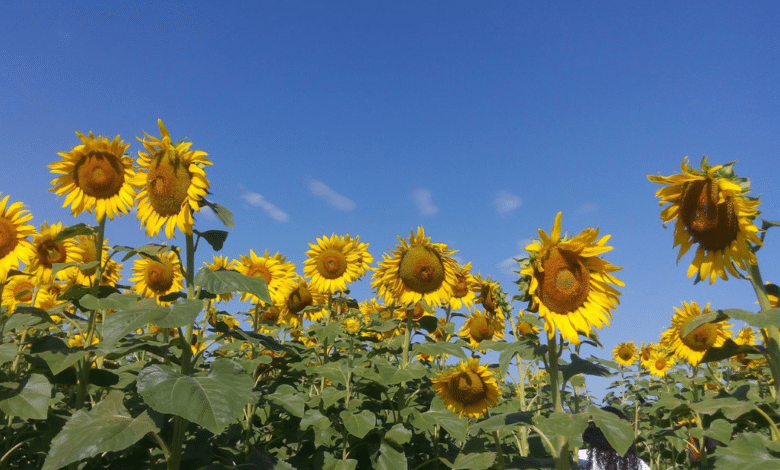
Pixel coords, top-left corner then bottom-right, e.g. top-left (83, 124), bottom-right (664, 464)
top-left (546, 334), bottom-right (569, 470)
top-left (508, 314), bottom-right (530, 456)
top-left (746, 262), bottom-right (780, 400)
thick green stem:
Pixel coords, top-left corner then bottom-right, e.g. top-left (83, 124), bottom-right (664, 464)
top-left (546, 335), bottom-right (569, 470)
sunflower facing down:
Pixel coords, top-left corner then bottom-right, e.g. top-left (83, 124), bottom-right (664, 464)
top-left (135, 119), bottom-right (212, 238)
top-left (431, 358), bottom-right (501, 419)
top-left (129, 250), bottom-right (184, 305)
top-left (49, 131), bottom-right (138, 221)
top-left (518, 212), bottom-right (624, 345)
top-left (612, 341), bottom-right (638, 367)
top-left (372, 227), bottom-right (459, 308)
top-left (303, 234), bottom-right (373, 294)
top-left (648, 157), bottom-right (762, 284)
top-left (0, 194), bottom-right (36, 281)
top-left (660, 301), bottom-right (732, 366)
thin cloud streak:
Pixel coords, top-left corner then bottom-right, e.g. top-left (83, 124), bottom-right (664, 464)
top-left (411, 188), bottom-right (438, 215)
top-left (242, 192), bottom-right (289, 223)
top-left (494, 190), bottom-right (522, 215)
top-left (309, 180), bottom-right (356, 211)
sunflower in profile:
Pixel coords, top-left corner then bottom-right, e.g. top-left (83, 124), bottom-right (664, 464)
top-left (0, 194), bottom-right (36, 280)
top-left (447, 262), bottom-right (478, 311)
top-left (233, 249), bottom-right (296, 305)
top-left (517, 320), bottom-right (540, 337)
top-left (647, 349), bottom-right (674, 378)
top-left (304, 234), bottom-right (373, 294)
top-left (459, 309), bottom-right (506, 348)
top-left (648, 157), bottom-right (762, 284)
top-left (639, 343), bottom-right (656, 370)
top-left (660, 301), bottom-right (732, 366)
top-left (99, 259), bottom-right (123, 287)
top-left (612, 341), bottom-right (638, 367)
top-left (27, 222), bottom-right (76, 284)
top-left (431, 358), bottom-right (501, 419)
top-left (372, 227), bottom-right (459, 308)
top-left (68, 234), bottom-right (111, 286)
top-left (204, 255), bottom-right (235, 303)
top-left (276, 278), bottom-right (326, 328)
top-left (135, 119), bottom-right (212, 238)
top-left (129, 249), bottom-right (184, 305)
top-left (474, 276), bottom-right (510, 320)
top-left (518, 212), bottom-right (623, 345)
top-left (2, 274), bottom-right (37, 313)
top-left (49, 131), bottom-right (137, 221)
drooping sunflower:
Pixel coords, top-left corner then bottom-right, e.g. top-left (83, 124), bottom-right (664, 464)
top-left (276, 278), bottom-right (326, 328)
top-left (518, 212), bottom-right (624, 345)
top-left (517, 320), bottom-right (540, 337)
top-left (639, 342), bottom-right (656, 370)
top-left (474, 275), bottom-right (510, 320)
top-left (612, 341), bottom-right (638, 367)
top-left (648, 157), bottom-right (762, 284)
top-left (431, 357), bottom-right (501, 419)
top-left (372, 227), bottom-right (459, 308)
top-left (303, 234), bottom-right (373, 294)
top-left (233, 249), bottom-right (296, 305)
top-left (660, 301), bottom-right (732, 366)
top-left (203, 255), bottom-right (235, 303)
top-left (68, 234), bottom-right (111, 287)
top-left (135, 119), bottom-right (212, 238)
top-left (27, 222), bottom-right (76, 284)
top-left (0, 194), bottom-right (35, 280)
top-left (647, 349), bottom-right (674, 378)
top-left (458, 309), bottom-right (506, 348)
top-left (129, 249), bottom-right (184, 305)
top-left (447, 262), bottom-right (478, 311)
top-left (49, 131), bottom-right (137, 221)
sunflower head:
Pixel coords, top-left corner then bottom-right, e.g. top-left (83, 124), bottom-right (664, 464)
top-left (647, 349), bottom-right (674, 378)
top-left (448, 262), bottom-right (477, 311)
top-left (612, 341), bottom-right (638, 367)
top-left (475, 276), bottom-right (511, 320)
top-left (517, 320), bottom-right (540, 337)
top-left (0, 194), bottom-right (36, 280)
top-left (50, 131), bottom-right (138, 221)
top-left (26, 222), bottom-right (76, 285)
top-left (2, 274), bottom-right (37, 313)
top-left (204, 255), bottom-right (235, 303)
top-left (660, 301), bottom-right (732, 366)
top-left (303, 234), bottom-right (373, 294)
top-left (129, 249), bottom-right (184, 305)
top-left (458, 309), bottom-right (506, 348)
top-left (648, 157), bottom-right (762, 284)
top-left (135, 119), bottom-right (212, 238)
top-left (639, 342), bottom-right (656, 370)
top-left (233, 249), bottom-right (296, 305)
top-left (518, 212), bottom-right (623, 345)
top-left (431, 358), bottom-right (501, 419)
top-left (277, 278), bottom-right (326, 328)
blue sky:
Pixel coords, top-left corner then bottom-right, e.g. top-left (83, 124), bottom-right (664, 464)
top-left (2, 1), bottom-right (779, 397)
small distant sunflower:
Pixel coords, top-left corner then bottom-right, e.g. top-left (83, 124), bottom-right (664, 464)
top-left (647, 349), bottom-right (674, 378)
top-left (612, 341), bottom-right (638, 367)
top-left (28, 222), bottom-right (76, 284)
top-left (639, 343), bottom-right (656, 370)
top-left (734, 326), bottom-right (757, 346)
top-left (99, 259), bottom-right (123, 287)
top-left (276, 278), bottom-right (326, 328)
top-left (303, 234), bottom-right (373, 294)
top-left (660, 301), bottom-right (732, 366)
top-left (233, 249), bottom-right (296, 305)
top-left (68, 334), bottom-right (100, 348)
top-left (359, 298), bottom-right (402, 340)
top-left (129, 250), bottom-right (184, 305)
top-left (431, 358), bottom-right (501, 419)
top-left (341, 315), bottom-right (363, 335)
top-left (135, 119), bottom-right (212, 238)
top-left (49, 131), bottom-right (137, 221)
top-left (459, 309), bottom-right (506, 347)
top-left (517, 320), bottom-right (540, 337)
top-left (204, 255), bottom-right (235, 303)
top-left (372, 227), bottom-right (459, 308)
top-left (2, 275), bottom-right (37, 313)
top-left (0, 194), bottom-right (36, 280)
top-left (518, 212), bottom-right (624, 345)
top-left (448, 262), bottom-right (477, 311)
top-left (648, 157), bottom-right (762, 284)
top-left (68, 234), bottom-right (111, 286)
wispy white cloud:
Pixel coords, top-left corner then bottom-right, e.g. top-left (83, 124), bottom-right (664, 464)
top-left (309, 180), bottom-right (356, 211)
top-left (242, 192), bottom-right (289, 223)
top-left (493, 190), bottom-right (522, 215)
top-left (579, 202), bottom-right (597, 215)
top-left (411, 188), bottom-right (438, 215)
top-left (498, 238), bottom-right (532, 276)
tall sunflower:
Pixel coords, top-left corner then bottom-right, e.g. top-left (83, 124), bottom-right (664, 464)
top-left (371, 227), bottom-right (459, 308)
top-left (233, 249), bottom-right (296, 305)
top-left (648, 157), bottom-right (762, 284)
top-left (660, 301), bottom-right (732, 366)
top-left (612, 341), bottom-right (638, 367)
top-left (0, 194), bottom-right (35, 280)
top-left (129, 250), bottom-right (184, 305)
top-left (474, 275), bottom-right (510, 320)
top-left (458, 309), bottom-right (506, 347)
top-left (135, 119), bottom-right (212, 238)
top-left (27, 222), bottom-right (76, 285)
top-left (303, 234), bottom-right (373, 294)
top-left (431, 358), bottom-right (501, 419)
top-left (49, 131), bottom-right (137, 221)
top-left (518, 212), bottom-right (623, 345)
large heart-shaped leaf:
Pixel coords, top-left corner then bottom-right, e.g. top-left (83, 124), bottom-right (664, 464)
top-left (101, 298), bottom-right (204, 346)
top-left (194, 267), bottom-right (270, 304)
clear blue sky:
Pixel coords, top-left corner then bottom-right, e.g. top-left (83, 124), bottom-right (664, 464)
top-left (2, 1), bottom-right (779, 397)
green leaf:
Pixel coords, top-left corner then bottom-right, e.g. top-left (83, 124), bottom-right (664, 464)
top-left (0, 343), bottom-right (18, 364)
top-left (203, 201), bottom-right (234, 229)
top-left (194, 229), bottom-right (229, 251)
top-left (0, 374), bottom-right (52, 420)
top-left (689, 396), bottom-right (755, 420)
top-left (269, 384), bottom-right (306, 418)
top-left (730, 307), bottom-right (780, 329)
top-left (588, 406), bottom-right (634, 457)
top-left (79, 293), bottom-right (139, 311)
top-left (376, 441), bottom-right (407, 470)
top-left (136, 360), bottom-right (255, 434)
top-left (534, 411), bottom-right (590, 453)
top-left (194, 267), bottom-right (271, 304)
top-left (30, 336), bottom-right (88, 375)
top-left (42, 390), bottom-right (158, 470)
top-left (713, 432), bottom-right (780, 469)
top-left (113, 243), bottom-right (170, 263)
top-left (495, 340), bottom-right (540, 377)
top-left (102, 298), bottom-right (204, 346)
top-left (53, 223), bottom-right (95, 242)
top-left (384, 424), bottom-right (412, 447)
top-left (420, 409), bottom-right (468, 443)
top-left (682, 310), bottom-right (731, 336)
top-left (2, 309), bottom-right (50, 332)
top-left (412, 340), bottom-right (467, 360)
top-left (339, 409), bottom-right (376, 439)
top-left (705, 419), bottom-right (733, 445)
top-left (560, 354), bottom-right (613, 384)
top-left (446, 452), bottom-right (496, 470)
top-left (701, 339), bottom-right (762, 363)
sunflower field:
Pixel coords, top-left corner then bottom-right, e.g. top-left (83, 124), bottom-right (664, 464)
top-left (0, 122), bottom-right (779, 470)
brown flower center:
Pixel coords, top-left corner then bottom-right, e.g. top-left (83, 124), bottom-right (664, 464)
top-left (682, 322), bottom-right (718, 352)
top-left (642, 348), bottom-right (653, 361)
top-left (288, 284), bottom-right (313, 314)
top-left (144, 259), bottom-right (175, 294)
top-left (537, 247), bottom-right (591, 314)
top-left (37, 238), bottom-right (67, 268)
top-left (469, 316), bottom-right (494, 342)
top-left (654, 358), bottom-right (667, 371)
top-left (680, 178), bottom-right (740, 251)
top-left (247, 265), bottom-right (273, 284)
top-left (448, 371), bottom-right (487, 406)
top-left (452, 274), bottom-right (469, 298)
top-left (261, 307), bottom-right (280, 323)
top-left (146, 150), bottom-right (192, 217)
top-left (0, 217), bottom-right (19, 260)
top-left (618, 346), bottom-right (634, 362)
top-left (13, 280), bottom-right (35, 303)
top-left (316, 248), bottom-right (348, 280)
top-left (74, 152), bottom-right (126, 199)
top-left (399, 245), bottom-right (445, 294)
top-left (517, 321), bottom-right (536, 336)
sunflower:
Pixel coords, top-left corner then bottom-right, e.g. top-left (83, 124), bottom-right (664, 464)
top-left (517, 320), bottom-right (539, 337)
top-left (203, 255), bottom-right (235, 303)
top-left (129, 249), bottom-right (184, 305)
top-left (99, 259), bottom-right (123, 287)
top-left (518, 212), bottom-right (623, 345)
top-left (431, 357), bottom-right (501, 419)
top-left (135, 119), bottom-right (212, 238)
top-left (27, 222), bottom-right (77, 285)
top-left (303, 234), bottom-right (373, 294)
top-left (49, 131), bottom-right (137, 221)
top-left (68, 334), bottom-right (100, 348)
top-left (639, 342), bottom-right (656, 370)
top-left (341, 315), bottom-right (363, 335)
top-left (359, 298), bottom-right (402, 340)
top-left (0, 194), bottom-right (35, 280)
top-left (2, 274), bottom-right (37, 313)
top-left (474, 276), bottom-right (510, 320)
top-left (459, 309), bottom-right (506, 347)
top-left (371, 227), bottom-right (459, 308)
top-left (447, 262), bottom-right (478, 311)
top-left (647, 349), bottom-right (674, 378)
top-left (276, 278), bottom-right (326, 328)
top-left (233, 249), bottom-right (296, 305)
top-left (648, 157), bottom-right (762, 284)
top-left (660, 301), bottom-right (732, 366)
top-left (67, 234), bottom-right (112, 287)
top-left (612, 341), bottom-right (638, 367)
